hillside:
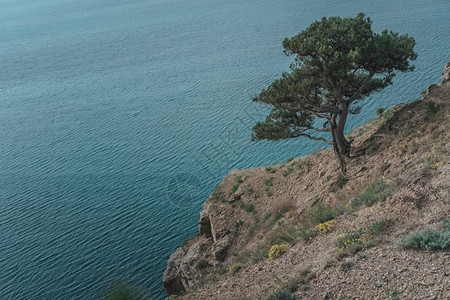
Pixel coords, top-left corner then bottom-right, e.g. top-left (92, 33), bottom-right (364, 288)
top-left (163, 62), bottom-right (450, 300)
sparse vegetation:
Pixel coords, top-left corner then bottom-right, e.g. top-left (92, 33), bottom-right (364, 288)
top-left (266, 167), bottom-right (277, 173)
top-left (307, 203), bottom-right (338, 224)
top-left (350, 179), bottom-right (392, 207)
top-left (368, 218), bottom-right (394, 236)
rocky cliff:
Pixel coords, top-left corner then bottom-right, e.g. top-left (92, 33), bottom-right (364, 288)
top-left (163, 62), bottom-right (450, 299)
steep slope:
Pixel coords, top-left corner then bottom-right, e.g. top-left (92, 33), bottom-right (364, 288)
top-left (163, 62), bottom-right (450, 300)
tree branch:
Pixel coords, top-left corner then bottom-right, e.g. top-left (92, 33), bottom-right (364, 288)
top-left (347, 71), bottom-right (374, 103)
top-left (291, 132), bottom-right (333, 144)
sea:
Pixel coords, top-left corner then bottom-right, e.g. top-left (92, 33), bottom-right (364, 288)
top-left (0, 0), bottom-right (448, 298)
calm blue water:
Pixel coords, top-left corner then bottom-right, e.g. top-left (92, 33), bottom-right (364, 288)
top-left (0, 0), bottom-right (448, 298)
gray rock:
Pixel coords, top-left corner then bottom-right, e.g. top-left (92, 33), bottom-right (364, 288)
top-left (427, 84), bottom-right (438, 95)
top-left (213, 235), bottom-right (232, 261)
top-left (163, 238), bottom-right (206, 295)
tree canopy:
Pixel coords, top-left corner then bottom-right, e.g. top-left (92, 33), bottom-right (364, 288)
top-left (252, 13), bottom-right (417, 173)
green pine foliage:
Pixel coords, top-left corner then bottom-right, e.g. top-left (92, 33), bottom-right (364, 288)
top-left (252, 13), bottom-right (416, 173)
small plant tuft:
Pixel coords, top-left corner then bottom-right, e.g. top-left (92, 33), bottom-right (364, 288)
top-left (283, 167), bottom-right (294, 177)
top-left (266, 289), bottom-right (296, 300)
top-left (245, 203), bottom-right (255, 213)
top-left (265, 177), bottom-right (274, 186)
top-left (286, 157), bottom-right (295, 163)
top-left (265, 167), bottom-right (277, 173)
top-left (336, 173), bottom-right (347, 189)
top-left (340, 261), bottom-right (354, 272)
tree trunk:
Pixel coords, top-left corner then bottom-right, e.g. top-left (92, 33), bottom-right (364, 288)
top-left (331, 103), bottom-right (351, 174)
top-left (331, 128), bottom-right (347, 175)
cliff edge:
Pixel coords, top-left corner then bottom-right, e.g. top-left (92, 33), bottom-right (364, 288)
top-left (163, 62), bottom-right (450, 299)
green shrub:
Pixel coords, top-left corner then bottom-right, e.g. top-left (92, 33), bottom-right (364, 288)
top-left (103, 282), bottom-right (147, 300)
top-left (400, 229), bottom-right (450, 250)
top-left (231, 184), bottom-right (239, 193)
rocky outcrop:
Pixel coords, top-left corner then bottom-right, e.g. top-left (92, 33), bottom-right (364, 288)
top-left (426, 83), bottom-right (438, 95)
top-left (163, 192), bottom-right (236, 295)
top-left (163, 237), bottom-right (209, 295)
